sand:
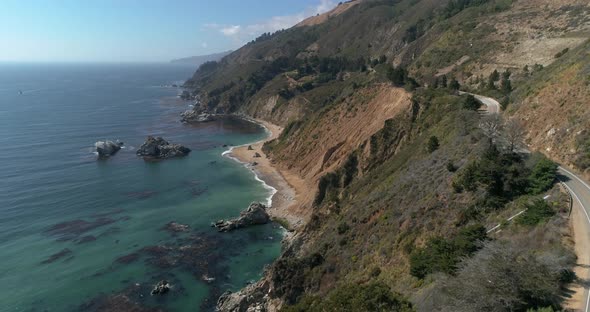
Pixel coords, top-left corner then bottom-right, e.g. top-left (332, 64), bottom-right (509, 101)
top-left (228, 119), bottom-right (308, 230)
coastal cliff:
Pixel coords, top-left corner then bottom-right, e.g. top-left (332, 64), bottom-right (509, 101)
top-left (183, 0), bottom-right (590, 310)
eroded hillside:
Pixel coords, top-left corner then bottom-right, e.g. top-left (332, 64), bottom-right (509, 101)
top-left (182, 0), bottom-right (590, 311)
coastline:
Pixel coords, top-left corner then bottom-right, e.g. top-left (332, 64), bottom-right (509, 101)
top-left (222, 117), bottom-right (306, 231)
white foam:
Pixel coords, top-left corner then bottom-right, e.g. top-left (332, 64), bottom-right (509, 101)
top-left (221, 118), bottom-right (276, 208)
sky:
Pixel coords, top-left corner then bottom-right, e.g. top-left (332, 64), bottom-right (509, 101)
top-left (0, 0), bottom-right (338, 63)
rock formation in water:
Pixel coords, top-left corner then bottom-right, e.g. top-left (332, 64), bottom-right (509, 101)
top-left (213, 202), bottom-right (270, 232)
top-left (95, 140), bottom-right (124, 157)
top-left (180, 109), bottom-right (215, 123)
top-left (150, 280), bottom-right (171, 295)
top-left (136, 136), bottom-right (190, 159)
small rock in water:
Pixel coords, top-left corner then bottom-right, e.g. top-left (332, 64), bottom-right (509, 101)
top-left (213, 202), bottom-right (270, 232)
top-left (253, 152), bottom-right (261, 158)
top-left (151, 280), bottom-right (171, 296)
top-left (251, 162), bottom-right (258, 166)
top-left (95, 140), bottom-right (124, 157)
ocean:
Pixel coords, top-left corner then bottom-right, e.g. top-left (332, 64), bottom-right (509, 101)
top-left (0, 63), bottom-right (282, 311)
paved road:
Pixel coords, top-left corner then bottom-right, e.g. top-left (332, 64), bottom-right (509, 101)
top-left (458, 91), bottom-right (501, 114)
top-left (559, 166), bottom-right (590, 312)
top-left (469, 91), bottom-right (590, 311)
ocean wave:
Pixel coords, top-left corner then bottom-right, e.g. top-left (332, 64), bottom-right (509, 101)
top-left (221, 121), bottom-right (276, 208)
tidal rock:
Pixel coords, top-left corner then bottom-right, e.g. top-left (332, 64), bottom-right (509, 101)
top-left (253, 152), bottom-right (261, 158)
top-left (163, 221), bottom-right (190, 233)
top-left (150, 280), bottom-right (171, 295)
top-left (247, 145), bottom-right (254, 150)
top-left (180, 109), bottom-right (215, 123)
top-left (251, 162), bottom-right (258, 166)
top-left (95, 140), bottom-right (124, 157)
top-left (213, 202), bottom-right (270, 232)
top-left (136, 136), bottom-right (190, 159)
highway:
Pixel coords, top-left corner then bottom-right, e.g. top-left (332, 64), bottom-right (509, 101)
top-left (472, 91), bottom-right (590, 311)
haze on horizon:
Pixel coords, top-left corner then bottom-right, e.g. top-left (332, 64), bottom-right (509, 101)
top-left (0, 0), bottom-right (338, 63)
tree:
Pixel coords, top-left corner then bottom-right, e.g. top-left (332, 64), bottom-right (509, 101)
top-left (441, 75), bottom-right (448, 88)
top-left (427, 136), bottom-right (440, 153)
top-left (527, 157), bottom-right (558, 194)
top-left (487, 69), bottom-right (500, 90)
top-left (504, 118), bottom-right (525, 152)
top-left (462, 94), bottom-right (481, 111)
top-left (501, 70), bottom-right (512, 93)
top-left (479, 114), bottom-right (503, 145)
top-left (449, 77), bottom-right (461, 91)
top-left (387, 66), bottom-right (407, 86)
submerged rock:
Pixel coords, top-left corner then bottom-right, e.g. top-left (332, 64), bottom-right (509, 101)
top-left (163, 221), bottom-right (190, 233)
top-left (150, 280), bottom-right (171, 295)
top-left (95, 140), bottom-right (124, 157)
top-left (136, 136), bottom-right (190, 159)
top-left (213, 202), bottom-right (270, 232)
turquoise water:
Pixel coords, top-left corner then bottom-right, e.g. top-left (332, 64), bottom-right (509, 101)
top-left (0, 63), bottom-right (282, 311)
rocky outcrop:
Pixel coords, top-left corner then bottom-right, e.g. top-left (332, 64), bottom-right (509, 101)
top-left (180, 90), bottom-right (192, 100)
top-left (217, 279), bottom-right (271, 312)
top-left (150, 280), bottom-right (171, 295)
top-left (180, 109), bottom-right (215, 123)
top-left (136, 136), bottom-right (190, 159)
top-left (95, 140), bottom-right (124, 157)
top-left (213, 202), bottom-right (270, 232)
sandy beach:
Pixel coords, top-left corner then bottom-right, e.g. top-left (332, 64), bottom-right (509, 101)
top-left (227, 118), bottom-right (308, 230)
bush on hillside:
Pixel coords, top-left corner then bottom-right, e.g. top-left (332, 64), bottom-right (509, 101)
top-left (462, 94), bottom-right (481, 111)
top-left (516, 199), bottom-right (555, 226)
top-left (410, 224), bottom-right (487, 278)
top-left (282, 282), bottom-right (414, 312)
top-left (427, 136), bottom-right (440, 153)
top-left (427, 239), bottom-right (572, 311)
top-left (527, 158), bottom-right (558, 195)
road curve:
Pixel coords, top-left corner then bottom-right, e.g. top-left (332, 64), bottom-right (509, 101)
top-left (468, 90), bottom-right (590, 311)
top-left (458, 91), bottom-right (501, 114)
top-left (559, 166), bottom-right (590, 312)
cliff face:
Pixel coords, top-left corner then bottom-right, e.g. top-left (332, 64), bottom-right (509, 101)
top-left (182, 0), bottom-right (589, 310)
top-left (510, 40), bottom-right (590, 178)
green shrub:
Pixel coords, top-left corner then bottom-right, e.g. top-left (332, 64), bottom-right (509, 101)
top-left (283, 282), bottom-right (414, 312)
top-left (527, 158), bottom-right (558, 195)
top-left (517, 199), bottom-right (555, 226)
top-left (427, 136), bottom-right (440, 153)
top-left (462, 94), bottom-right (481, 111)
top-left (446, 161), bottom-right (458, 172)
top-left (337, 222), bottom-right (350, 234)
top-left (410, 224), bottom-right (487, 278)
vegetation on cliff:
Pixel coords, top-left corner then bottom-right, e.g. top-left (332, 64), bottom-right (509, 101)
top-left (181, 0), bottom-right (589, 310)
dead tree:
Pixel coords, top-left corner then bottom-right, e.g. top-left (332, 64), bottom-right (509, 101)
top-left (479, 114), bottom-right (503, 145)
top-left (503, 118), bottom-right (525, 152)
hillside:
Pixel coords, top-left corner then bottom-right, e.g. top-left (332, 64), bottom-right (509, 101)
top-left (182, 0), bottom-right (590, 311)
top-left (170, 50), bottom-right (232, 65)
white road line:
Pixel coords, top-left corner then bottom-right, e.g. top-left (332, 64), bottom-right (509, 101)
top-left (561, 166), bottom-right (590, 192)
top-left (559, 179), bottom-right (590, 312)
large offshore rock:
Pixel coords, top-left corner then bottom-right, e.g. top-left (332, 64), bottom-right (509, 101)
top-left (136, 136), bottom-right (190, 159)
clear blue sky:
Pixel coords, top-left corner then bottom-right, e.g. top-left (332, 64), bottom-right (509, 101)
top-left (0, 0), bottom-right (337, 63)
